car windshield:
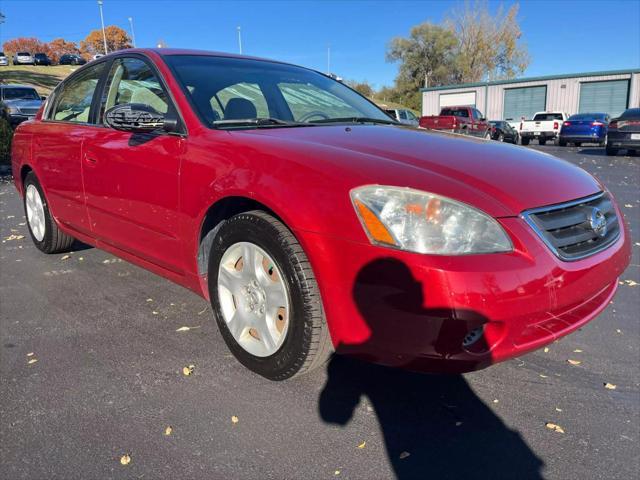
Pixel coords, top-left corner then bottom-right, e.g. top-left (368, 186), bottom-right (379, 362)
top-left (3, 88), bottom-right (40, 100)
top-left (35, 53), bottom-right (46, 58)
top-left (568, 113), bottom-right (605, 121)
top-left (165, 55), bottom-right (394, 128)
top-left (17, 52), bottom-right (30, 56)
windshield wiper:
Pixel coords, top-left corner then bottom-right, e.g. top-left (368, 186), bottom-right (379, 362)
top-left (309, 117), bottom-right (399, 126)
top-left (212, 118), bottom-right (310, 129)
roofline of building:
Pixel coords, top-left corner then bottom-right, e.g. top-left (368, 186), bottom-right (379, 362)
top-left (420, 68), bottom-right (640, 92)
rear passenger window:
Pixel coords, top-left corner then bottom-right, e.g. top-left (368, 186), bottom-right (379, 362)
top-left (50, 62), bottom-right (105, 123)
top-left (100, 57), bottom-right (169, 121)
top-left (399, 110), bottom-right (408, 120)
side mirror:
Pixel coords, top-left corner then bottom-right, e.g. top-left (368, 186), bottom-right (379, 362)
top-left (480, 117), bottom-right (486, 122)
top-left (40, 96), bottom-right (47, 101)
top-left (105, 103), bottom-right (178, 133)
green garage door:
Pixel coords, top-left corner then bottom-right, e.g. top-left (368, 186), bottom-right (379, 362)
top-left (503, 86), bottom-right (546, 121)
top-left (579, 80), bottom-right (629, 117)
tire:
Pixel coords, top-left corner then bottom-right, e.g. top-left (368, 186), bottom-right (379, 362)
top-left (23, 172), bottom-right (75, 254)
top-left (558, 139), bottom-right (567, 147)
top-left (605, 144), bottom-right (618, 156)
top-left (208, 210), bottom-right (332, 380)
top-left (599, 135), bottom-right (607, 147)
top-left (574, 142), bottom-right (581, 147)
top-left (539, 139), bottom-right (546, 146)
top-left (484, 130), bottom-right (491, 140)
top-left (498, 133), bottom-right (504, 142)
top-left (521, 138), bottom-right (530, 146)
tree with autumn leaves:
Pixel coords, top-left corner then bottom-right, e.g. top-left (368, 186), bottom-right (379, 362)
top-left (2, 25), bottom-right (131, 63)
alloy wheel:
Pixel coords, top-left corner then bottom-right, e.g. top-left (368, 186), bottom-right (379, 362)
top-left (25, 184), bottom-right (46, 242)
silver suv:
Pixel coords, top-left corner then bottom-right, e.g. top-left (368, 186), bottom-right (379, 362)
top-left (384, 108), bottom-right (419, 126)
top-left (13, 52), bottom-right (35, 65)
top-left (0, 85), bottom-right (43, 127)
top-left (0, 52), bottom-right (8, 66)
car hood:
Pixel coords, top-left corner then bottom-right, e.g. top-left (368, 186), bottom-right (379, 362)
top-left (4, 99), bottom-right (42, 108)
top-left (240, 125), bottom-right (601, 217)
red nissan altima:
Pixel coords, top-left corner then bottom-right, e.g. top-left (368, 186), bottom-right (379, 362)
top-left (11, 49), bottom-right (631, 379)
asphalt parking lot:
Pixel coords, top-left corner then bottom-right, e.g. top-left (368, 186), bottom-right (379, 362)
top-left (0, 144), bottom-right (638, 480)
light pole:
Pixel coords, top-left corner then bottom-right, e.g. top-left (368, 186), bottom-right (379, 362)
top-left (128, 16), bottom-right (136, 48)
top-left (237, 26), bottom-right (242, 55)
top-left (97, 0), bottom-right (108, 54)
top-left (0, 11), bottom-right (6, 47)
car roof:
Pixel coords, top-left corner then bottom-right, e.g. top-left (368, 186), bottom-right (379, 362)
top-left (0, 84), bottom-right (37, 89)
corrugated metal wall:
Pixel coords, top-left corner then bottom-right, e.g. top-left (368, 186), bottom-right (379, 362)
top-left (422, 72), bottom-right (640, 120)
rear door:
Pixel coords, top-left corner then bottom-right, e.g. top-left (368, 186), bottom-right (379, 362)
top-left (82, 55), bottom-right (185, 273)
top-left (32, 61), bottom-right (107, 236)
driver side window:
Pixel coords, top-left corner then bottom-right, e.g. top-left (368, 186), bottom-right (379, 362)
top-left (100, 57), bottom-right (168, 122)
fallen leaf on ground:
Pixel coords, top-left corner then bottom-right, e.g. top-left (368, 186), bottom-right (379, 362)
top-left (357, 441), bottom-right (366, 449)
top-left (624, 280), bottom-right (638, 287)
top-left (545, 422), bottom-right (565, 433)
top-left (27, 358), bottom-right (38, 365)
top-left (27, 352), bottom-right (34, 357)
top-left (152, 311), bottom-right (159, 315)
top-left (493, 399), bottom-right (499, 404)
top-left (79, 257), bottom-right (83, 261)
top-left (61, 255), bottom-right (70, 260)
top-left (555, 407), bottom-right (562, 412)
top-left (604, 383), bottom-right (617, 390)
top-left (146, 298), bottom-right (153, 302)
top-left (567, 359), bottom-right (581, 366)
top-left (539, 374), bottom-right (548, 378)
top-left (164, 426), bottom-right (173, 435)
top-left (616, 329), bottom-right (622, 334)
top-left (182, 365), bottom-right (195, 376)
top-left (175, 326), bottom-right (201, 332)
top-left (120, 454), bottom-right (131, 465)
top-left (197, 307), bottom-right (207, 315)
top-left (334, 470), bottom-right (341, 475)
top-left (624, 204), bottom-right (633, 208)
top-left (543, 347), bottom-right (549, 353)
top-left (231, 415), bottom-right (239, 424)
top-left (399, 451), bottom-right (411, 460)
top-left (455, 421), bottom-right (463, 427)
top-left (573, 349), bottom-right (583, 353)
top-left (4, 234), bottom-right (24, 241)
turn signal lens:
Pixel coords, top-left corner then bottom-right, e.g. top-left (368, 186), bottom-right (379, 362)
top-left (354, 199), bottom-right (396, 245)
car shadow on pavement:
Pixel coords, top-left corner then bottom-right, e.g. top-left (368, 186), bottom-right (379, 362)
top-left (319, 258), bottom-right (544, 479)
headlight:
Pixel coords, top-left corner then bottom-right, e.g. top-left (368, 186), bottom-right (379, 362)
top-left (7, 106), bottom-right (19, 114)
top-left (351, 185), bottom-right (512, 255)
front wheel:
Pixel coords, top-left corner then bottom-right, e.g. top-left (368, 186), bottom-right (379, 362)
top-left (208, 211), bottom-right (332, 380)
top-left (23, 172), bottom-right (75, 253)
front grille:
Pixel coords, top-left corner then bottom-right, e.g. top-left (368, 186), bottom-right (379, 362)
top-left (18, 107), bottom-right (39, 115)
top-left (522, 192), bottom-right (620, 261)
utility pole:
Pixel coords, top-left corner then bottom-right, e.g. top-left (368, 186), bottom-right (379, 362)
top-left (237, 26), bottom-right (242, 54)
top-left (0, 11), bottom-right (5, 48)
top-left (97, 1), bottom-right (108, 54)
top-left (128, 17), bottom-right (136, 48)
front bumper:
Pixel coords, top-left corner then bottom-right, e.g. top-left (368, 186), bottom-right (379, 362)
top-left (297, 208), bottom-right (631, 373)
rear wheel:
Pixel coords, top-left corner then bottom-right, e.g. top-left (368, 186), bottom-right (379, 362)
top-left (498, 133), bottom-right (504, 142)
top-left (539, 139), bottom-right (546, 146)
top-left (208, 211), bottom-right (332, 380)
top-left (606, 144), bottom-right (618, 156)
top-left (574, 142), bottom-right (581, 147)
top-left (521, 137), bottom-right (530, 146)
top-left (23, 172), bottom-right (75, 253)
top-left (558, 139), bottom-right (567, 146)
top-left (599, 135), bottom-right (607, 147)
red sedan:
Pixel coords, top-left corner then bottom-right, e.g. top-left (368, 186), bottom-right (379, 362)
top-left (11, 49), bottom-right (631, 380)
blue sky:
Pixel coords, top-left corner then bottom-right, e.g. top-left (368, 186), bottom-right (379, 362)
top-left (1, 0), bottom-right (638, 88)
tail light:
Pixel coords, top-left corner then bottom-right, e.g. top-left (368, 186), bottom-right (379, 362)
top-left (563, 121), bottom-right (571, 126)
top-left (553, 121), bottom-right (559, 130)
top-left (592, 121), bottom-right (604, 127)
top-left (609, 121), bottom-right (618, 129)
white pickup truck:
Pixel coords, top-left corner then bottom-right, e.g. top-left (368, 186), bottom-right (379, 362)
top-left (519, 111), bottom-right (569, 145)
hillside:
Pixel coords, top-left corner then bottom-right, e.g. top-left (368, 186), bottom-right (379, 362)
top-left (0, 65), bottom-right (77, 95)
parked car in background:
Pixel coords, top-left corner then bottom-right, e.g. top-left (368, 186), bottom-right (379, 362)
top-left (12, 52), bottom-right (35, 65)
top-left (0, 84), bottom-right (43, 127)
top-left (59, 54), bottom-right (87, 65)
top-left (385, 108), bottom-right (419, 126)
top-left (11, 49), bottom-right (630, 380)
top-left (0, 52), bottom-right (8, 66)
top-left (489, 120), bottom-right (519, 144)
top-left (558, 113), bottom-right (609, 147)
top-left (420, 106), bottom-right (490, 138)
top-left (520, 112), bottom-right (569, 145)
top-left (607, 108), bottom-right (640, 156)
top-left (33, 53), bottom-right (52, 66)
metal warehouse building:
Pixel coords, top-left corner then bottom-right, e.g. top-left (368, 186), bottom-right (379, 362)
top-left (421, 69), bottom-right (640, 121)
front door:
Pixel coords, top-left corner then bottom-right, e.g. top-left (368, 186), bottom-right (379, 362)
top-left (82, 56), bottom-right (184, 273)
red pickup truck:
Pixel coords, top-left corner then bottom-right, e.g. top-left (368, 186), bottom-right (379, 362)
top-left (420, 106), bottom-right (490, 138)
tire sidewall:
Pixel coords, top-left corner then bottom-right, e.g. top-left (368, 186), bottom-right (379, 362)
top-left (208, 213), bottom-right (313, 380)
top-left (23, 173), bottom-right (56, 253)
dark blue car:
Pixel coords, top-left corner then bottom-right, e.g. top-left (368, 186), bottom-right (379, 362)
top-left (558, 113), bottom-right (610, 147)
